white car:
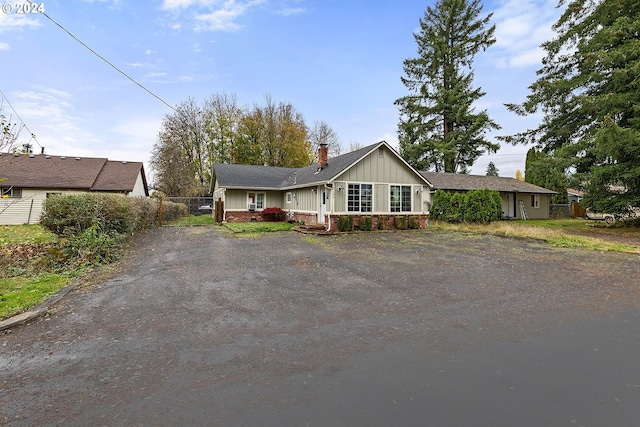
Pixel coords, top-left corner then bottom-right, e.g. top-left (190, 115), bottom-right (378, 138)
top-left (585, 207), bottom-right (639, 224)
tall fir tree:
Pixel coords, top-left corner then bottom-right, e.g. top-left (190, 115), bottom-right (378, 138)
top-left (502, 0), bottom-right (640, 214)
top-left (395, 0), bottom-right (500, 173)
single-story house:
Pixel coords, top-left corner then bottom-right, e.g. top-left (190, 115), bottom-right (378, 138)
top-left (0, 152), bottom-right (149, 225)
top-left (420, 172), bottom-right (557, 220)
top-left (211, 141), bottom-right (433, 230)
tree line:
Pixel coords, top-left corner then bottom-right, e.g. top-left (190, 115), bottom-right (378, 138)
top-left (397, 0), bottom-right (639, 212)
top-left (151, 94), bottom-right (339, 196)
top-left (153, 0), bottom-right (638, 213)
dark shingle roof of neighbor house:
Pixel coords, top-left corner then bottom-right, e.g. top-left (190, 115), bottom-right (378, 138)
top-left (213, 141), bottom-right (430, 190)
top-left (0, 152), bottom-right (148, 195)
top-left (420, 172), bottom-right (557, 194)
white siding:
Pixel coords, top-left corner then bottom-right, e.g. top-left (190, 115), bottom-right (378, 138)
top-left (128, 172), bottom-right (147, 197)
top-left (0, 189), bottom-right (46, 224)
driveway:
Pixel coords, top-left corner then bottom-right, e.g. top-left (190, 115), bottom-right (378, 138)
top-left (2, 227), bottom-right (640, 426)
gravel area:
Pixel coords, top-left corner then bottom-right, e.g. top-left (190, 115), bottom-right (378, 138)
top-left (1, 227), bottom-right (639, 426)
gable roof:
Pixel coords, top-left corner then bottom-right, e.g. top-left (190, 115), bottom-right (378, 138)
top-left (0, 152), bottom-right (148, 195)
top-left (420, 172), bottom-right (557, 194)
top-left (213, 141), bottom-right (431, 190)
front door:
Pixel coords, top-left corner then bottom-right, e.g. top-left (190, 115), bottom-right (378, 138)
top-left (318, 188), bottom-right (326, 223)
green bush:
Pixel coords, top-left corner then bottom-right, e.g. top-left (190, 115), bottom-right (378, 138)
top-left (337, 215), bottom-right (353, 232)
top-left (394, 216), bottom-right (408, 230)
top-left (359, 216), bottom-right (372, 231)
top-left (431, 189), bottom-right (502, 223)
top-left (377, 215), bottom-right (390, 230)
top-left (161, 200), bottom-right (188, 222)
top-left (408, 216), bottom-right (421, 229)
top-left (62, 224), bottom-right (125, 267)
top-left (41, 193), bottom-right (134, 236)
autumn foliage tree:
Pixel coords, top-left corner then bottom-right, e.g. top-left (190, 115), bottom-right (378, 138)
top-left (151, 94), bottom-right (324, 195)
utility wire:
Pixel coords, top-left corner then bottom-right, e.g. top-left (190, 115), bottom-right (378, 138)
top-left (27, 0), bottom-right (176, 112)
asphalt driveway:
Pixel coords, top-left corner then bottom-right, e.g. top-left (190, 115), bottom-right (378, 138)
top-left (2, 227), bottom-right (640, 426)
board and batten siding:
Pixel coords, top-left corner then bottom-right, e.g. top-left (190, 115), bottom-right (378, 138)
top-left (223, 189), bottom-right (283, 210)
top-left (335, 145), bottom-right (421, 184)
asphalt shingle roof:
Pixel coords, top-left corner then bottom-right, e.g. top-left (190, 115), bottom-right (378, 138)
top-left (0, 153), bottom-right (146, 193)
top-left (420, 172), bottom-right (557, 194)
top-left (213, 142), bottom-right (394, 190)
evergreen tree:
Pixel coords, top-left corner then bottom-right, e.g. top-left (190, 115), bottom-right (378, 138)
top-left (395, 0), bottom-right (500, 173)
top-left (485, 161), bottom-right (499, 176)
top-left (524, 148), bottom-right (568, 204)
top-left (502, 0), bottom-right (640, 214)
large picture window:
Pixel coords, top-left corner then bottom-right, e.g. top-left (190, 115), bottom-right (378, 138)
top-left (390, 185), bottom-right (412, 212)
top-left (347, 183), bottom-right (372, 213)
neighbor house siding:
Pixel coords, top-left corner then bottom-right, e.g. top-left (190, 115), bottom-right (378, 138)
top-left (0, 189), bottom-right (86, 225)
top-left (130, 173), bottom-right (147, 197)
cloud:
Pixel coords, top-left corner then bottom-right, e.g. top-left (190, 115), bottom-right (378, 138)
top-left (160, 0), bottom-right (267, 32)
top-left (0, 42), bottom-right (9, 50)
top-left (276, 7), bottom-right (306, 17)
top-left (0, 12), bottom-right (41, 33)
top-left (489, 0), bottom-right (561, 69)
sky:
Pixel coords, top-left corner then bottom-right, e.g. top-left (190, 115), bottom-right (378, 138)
top-left (0, 0), bottom-right (564, 185)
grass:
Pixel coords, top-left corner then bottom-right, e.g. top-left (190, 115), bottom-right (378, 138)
top-left (0, 274), bottom-right (69, 320)
top-left (431, 218), bottom-right (640, 254)
top-left (167, 214), bottom-right (218, 226)
top-left (223, 221), bottom-right (296, 234)
top-left (0, 224), bottom-right (57, 245)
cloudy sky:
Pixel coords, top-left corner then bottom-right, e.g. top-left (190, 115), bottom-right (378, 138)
top-left (1, 0), bottom-right (563, 184)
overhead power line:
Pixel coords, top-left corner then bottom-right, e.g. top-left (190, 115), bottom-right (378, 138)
top-left (26, 0), bottom-right (176, 112)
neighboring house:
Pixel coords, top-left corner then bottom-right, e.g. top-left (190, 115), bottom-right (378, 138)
top-left (420, 172), bottom-right (557, 220)
top-left (211, 141), bottom-right (433, 230)
top-left (567, 188), bottom-right (584, 203)
top-left (0, 152), bottom-right (149, 225)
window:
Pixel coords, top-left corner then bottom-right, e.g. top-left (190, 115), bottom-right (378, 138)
top-left (286, 192), bottom-right (293, 203)
top-left (247, 192), bottom-right (265, 210)
top-left (531, 194), bottom-right (540, 208)
top-left (347, 183), bottom-right (372, 213)
top-left (390, 185), bottom-right (412, 212)
top-left (1, 187), bottom-right (22, 198)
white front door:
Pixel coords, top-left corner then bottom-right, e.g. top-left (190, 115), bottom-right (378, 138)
top-left (318, 188), bottom-right (326, 223)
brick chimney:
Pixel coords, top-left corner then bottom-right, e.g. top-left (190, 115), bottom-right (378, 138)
top-left (318, 143), bottom-right (328, 170)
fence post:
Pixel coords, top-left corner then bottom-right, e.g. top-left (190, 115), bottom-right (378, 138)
top-left (215, 197), bottom-right (224, 223)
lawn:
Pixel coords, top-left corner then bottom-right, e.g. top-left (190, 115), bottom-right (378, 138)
top-left (223, 221), bottom-right (297, 234)
top-left (0, 274), bottom-right (69, 320)
top-left (0, 224), bottom-right (58, 245)
top-left (167, 214), bottom-right (218, 226)
top-left (432, 218), bottom-right (640, 253)
top-left (0, 225), bottom-right (68, 321)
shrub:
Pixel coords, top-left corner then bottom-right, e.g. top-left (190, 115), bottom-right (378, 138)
top-left (394, 216), bottom-right (408, 230)
top-left (408, 216), bottom-right (421, 229)
top-left (40, 193), bottom-right (134, 236)
top-left (261, 207), bottom-right (286, 222)
top-left (359, 216), bottom-right (372, 231)
top-left (337, 215), bottom-right (353, 232)
top-left (431, 189), bottom-right (502, 223)
top-left (377, 215), bottom-right (390, 230)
